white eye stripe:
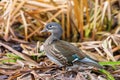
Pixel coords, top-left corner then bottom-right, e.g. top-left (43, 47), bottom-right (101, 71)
top-left (48, 25), bottom-right (56, 29)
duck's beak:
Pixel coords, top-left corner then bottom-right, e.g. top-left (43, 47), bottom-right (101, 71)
top-left (40, 28), bottom-right (47, 33)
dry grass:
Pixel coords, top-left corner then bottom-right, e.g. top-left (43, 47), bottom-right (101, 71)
top-left (0, 0), bottom-right (120, 80)
top-left (0, 0), bottom-right (119, 41)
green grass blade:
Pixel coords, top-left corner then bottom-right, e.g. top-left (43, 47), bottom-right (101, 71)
top-left (99, 61), bottom-right (120, 66)
top-left (99, 69), bottom-right (115, 80)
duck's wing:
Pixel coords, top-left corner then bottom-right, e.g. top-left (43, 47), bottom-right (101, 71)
top-left (52, 40), bottom-right (86, 61)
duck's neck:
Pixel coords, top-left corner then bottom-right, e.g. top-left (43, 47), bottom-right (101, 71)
top-left (45, 33), bottom-right (61, 45)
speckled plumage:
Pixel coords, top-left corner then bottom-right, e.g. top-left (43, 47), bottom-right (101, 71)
top-left (41, 22), bottom-right (103, 68)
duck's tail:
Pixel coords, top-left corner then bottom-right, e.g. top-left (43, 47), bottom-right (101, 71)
top-left (79, 57), bottom-right (103, 69)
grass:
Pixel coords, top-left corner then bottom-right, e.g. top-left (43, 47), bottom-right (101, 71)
top-left (0, 0), bottom-right (120, 80)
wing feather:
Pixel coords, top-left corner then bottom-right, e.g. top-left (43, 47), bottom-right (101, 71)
top-left (54, 40), bottom-right (86, 59)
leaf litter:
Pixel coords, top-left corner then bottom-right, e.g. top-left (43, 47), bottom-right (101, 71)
top-left (0, 0), bottom-right (120, 80)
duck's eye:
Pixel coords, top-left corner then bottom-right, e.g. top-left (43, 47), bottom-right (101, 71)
top-left (49, 25), bottom-right (53, 28)
top-left (48, 25), bottom-right (54, 29)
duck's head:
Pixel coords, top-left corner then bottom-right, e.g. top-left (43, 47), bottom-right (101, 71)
top-left (41, 22), bottom-right (63, 39)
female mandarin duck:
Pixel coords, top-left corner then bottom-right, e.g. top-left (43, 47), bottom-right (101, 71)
top-left (41, 22), bottom-right (102, 68)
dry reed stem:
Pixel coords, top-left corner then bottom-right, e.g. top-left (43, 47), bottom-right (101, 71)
top-left (28, 5), bottom-right (67, 13)
top-left (107, 0), bottom-right (112, 21)
top-left (11, 0), bottom-right (26, 18)
top-left (73, 0), bottom-right (83, 40)
top-left (62, 10), bottom-right (65, 39)
top-left (4, 13), bottom-right (11, 40)
top-left (92, 0), bottom-right (98, 40)
top-left (4, 0), bottom-right (17, 40)
top-left (46, 9), bottom-right (63, 22)
top-left (101, 1), bottom-right (108, 23)
top-left (26, 0), bottom-right (54, 8)
top-left (20, 10), bottom-right (28, 41)
top-left (27, 26), bottom-right (42, 39)
top-left (80, 0), bottom-right (84, 40)
top-left (66, 1), bottom-right (70, 39)
top-left (83, 0), bottom-right (90, 24)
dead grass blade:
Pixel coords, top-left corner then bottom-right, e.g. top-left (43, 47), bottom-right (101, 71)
top-left (102, 38), bottom-right (116, 61)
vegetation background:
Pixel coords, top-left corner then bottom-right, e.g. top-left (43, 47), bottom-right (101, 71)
top-left (0, 0), bottom-right (120, 80)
